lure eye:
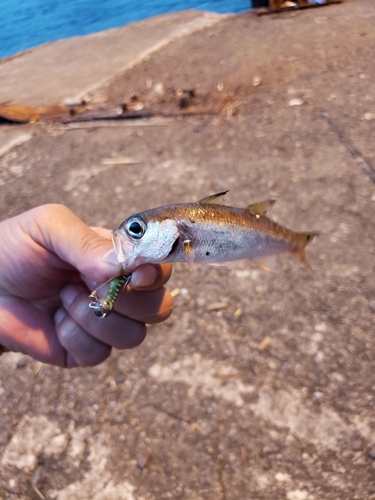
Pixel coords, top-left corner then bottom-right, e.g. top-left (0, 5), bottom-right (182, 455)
top-left (125, 216), bottom-right (147, 239)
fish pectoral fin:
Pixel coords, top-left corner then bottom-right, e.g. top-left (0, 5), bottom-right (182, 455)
top-left (252, 255), bottom-right (277, 272)
top-left (183, 239), bottom-right (195, 272)
top-left (246, 199), bottom-right (276, 217)
top-left (197, 190), bottom-right (229, 205)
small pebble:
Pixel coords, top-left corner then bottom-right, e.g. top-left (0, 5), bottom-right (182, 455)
top-left (133, 101), bottom-right (144, 111)
top-left (63, 96), bottom-right (85, 106)
top-left (16, 356), bottom-right (28, 368)
top-left (207, 302), bottom-right (228, 311)
top-left (368, 448), bottom-right (375, 460)
top-left (252, 75), bottom-right (261, 87)
top-left (153, 82), bottom-right (164, 95)
top-left (190, 422), bottom-right (200, 433)
top-left (170, 288), bottom-right (180, 298)
top-left (258, 337), bottom-right (272, 351)
top-left (234, 307), bottom-right (243, 318)
top-left (289, 98), bottom-right (303, 107)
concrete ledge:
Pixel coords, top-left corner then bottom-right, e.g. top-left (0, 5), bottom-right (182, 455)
top-left (0, 10), bottom-right (229, 108)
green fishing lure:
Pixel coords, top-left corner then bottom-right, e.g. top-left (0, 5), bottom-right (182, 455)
top-left (89, 275), bottom-right (131, 318)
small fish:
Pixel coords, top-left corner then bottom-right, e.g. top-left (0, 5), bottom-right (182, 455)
top-left (112, 191), bottom-right (318, 274)
top-left (90, 192), bottom-right (318, 317)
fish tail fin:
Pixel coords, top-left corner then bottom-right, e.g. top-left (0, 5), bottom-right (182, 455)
top-left (293, 231), bottom-right (319, 266)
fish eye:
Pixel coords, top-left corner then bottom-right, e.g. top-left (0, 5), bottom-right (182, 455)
top-left (125, 216), bottom-right (147, 239)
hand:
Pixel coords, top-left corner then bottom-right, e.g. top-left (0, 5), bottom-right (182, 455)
top-left (0, 204), bottom-right (173, 367)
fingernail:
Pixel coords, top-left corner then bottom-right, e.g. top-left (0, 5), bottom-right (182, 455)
top-left (131, 264), bottom-right (158, 287)
top-left (101, 249), bottom-right (121, 267)
top-left (54, 307), bottom-right (67, 326)
top-left (60, 285), bottom-right (82, 308)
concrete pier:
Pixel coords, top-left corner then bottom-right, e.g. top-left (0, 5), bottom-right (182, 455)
top-left (1, 1), bottom-right (375, 498)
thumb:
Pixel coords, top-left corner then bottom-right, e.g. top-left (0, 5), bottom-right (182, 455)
top-left (26, 204), bottom-right (122, 282)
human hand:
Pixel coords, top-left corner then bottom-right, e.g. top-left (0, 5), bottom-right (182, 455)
top-left (0, 204), bottom-right (173, 367)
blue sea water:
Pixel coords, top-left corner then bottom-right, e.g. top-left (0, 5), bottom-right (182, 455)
top-left (0, 0), bottom-right (251, 60)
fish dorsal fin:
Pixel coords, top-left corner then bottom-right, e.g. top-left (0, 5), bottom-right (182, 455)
top-left (246, 199), bottom-right (276, 217)
top-left (197, 190), bottom-right (229, 205)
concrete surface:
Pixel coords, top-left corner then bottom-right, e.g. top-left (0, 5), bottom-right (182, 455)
top-left (0, 10), bottom-right (227, 108)
top-left (1, 0), bottom-right (375, 498)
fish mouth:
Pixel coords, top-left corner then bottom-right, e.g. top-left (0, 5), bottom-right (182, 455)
top-left (111, 229), bottom-right (128, 264)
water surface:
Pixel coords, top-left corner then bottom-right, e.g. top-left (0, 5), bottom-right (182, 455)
top-left (0, 0), bottom-right (250, 59)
